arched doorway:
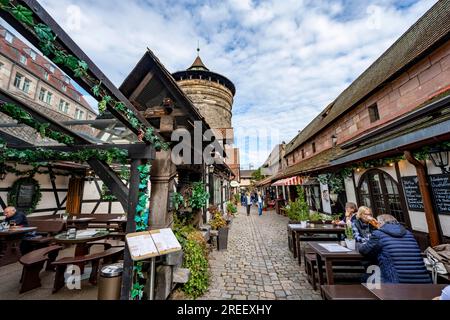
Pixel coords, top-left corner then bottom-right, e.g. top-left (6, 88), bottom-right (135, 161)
top-left (357, 169), bottom-right (409, 225)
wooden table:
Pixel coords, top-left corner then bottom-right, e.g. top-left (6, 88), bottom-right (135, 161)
top-left (288, 224), bottom-right (345, 264)
top-left (0, 227), bottom-right (37, 267)
top-left (307, 241), bottom-right (364, 286)
top-left (363, 283), bottom-right (448, 300)
top-left (54, 229), bottom-right (109, 272)
top-left (66, 217), bottom-right (94, 230)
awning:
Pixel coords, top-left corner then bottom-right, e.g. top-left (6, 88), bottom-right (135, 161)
top-left (272, 176), bottom-right (302, 186)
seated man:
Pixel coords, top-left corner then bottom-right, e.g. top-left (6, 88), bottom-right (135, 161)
top-left (359, 214), bottom-right (431, 284)
top-left (4, 206), bottom-right (29, 227)
top-left (352, 206), bottom-right (377, 243)
top-left (4, 206), bottom-right (34, 254)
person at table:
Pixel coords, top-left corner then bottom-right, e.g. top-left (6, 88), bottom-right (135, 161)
top-left (3, 206), bottom-right (34, 254)
top-left (3, 206), bottom-right (29, 227)
top-left (352, 206), bottom-right (377, 243)
top-left (333, 202), bottom-right (357, 225)
top-left (359, 214), bottom-right (431, 284)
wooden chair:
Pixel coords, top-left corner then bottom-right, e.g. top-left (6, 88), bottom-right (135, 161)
top-left (19, 245), bottom-right (63, 293)
top-left (51, 247), bottom-right (124, 293)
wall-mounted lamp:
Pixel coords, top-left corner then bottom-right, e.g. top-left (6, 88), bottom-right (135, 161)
top-left (331, 134), bottom-right (338, 147)
top-left (429, 147), bottom-right (449, 174)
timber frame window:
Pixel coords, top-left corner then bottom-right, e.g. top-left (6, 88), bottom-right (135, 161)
top-left (357, 169), bottom-right (407, 224)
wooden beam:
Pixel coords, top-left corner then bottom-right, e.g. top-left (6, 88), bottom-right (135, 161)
top-left (130, 71), bottom-right (155, 103)
top-left (404, 151), bottom-right (442, 246)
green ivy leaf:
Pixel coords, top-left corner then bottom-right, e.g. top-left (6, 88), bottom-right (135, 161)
top-left (12, 5), bottom-right (34, 26)
top-left (39, 40), bottom-right (55, 56)
top-left (64, 55), bottom-right (79, 70)
top-left (34, 23), bottom-right (55, 42)
top-left (0, 0), bottom-right (11, 9)
top-left (92, 82), bottom-right (102, 97)
top-left (53, 50), bottom-right (68, 65)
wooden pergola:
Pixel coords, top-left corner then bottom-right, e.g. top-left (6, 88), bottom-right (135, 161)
top-left (0, 0), bottom-right (164, 299)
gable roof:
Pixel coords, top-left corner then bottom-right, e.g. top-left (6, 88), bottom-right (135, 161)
top-left (285, 0), bottom-right (450, 156)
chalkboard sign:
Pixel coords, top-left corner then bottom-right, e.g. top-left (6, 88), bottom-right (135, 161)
top-left (17, 183), bottom-right (36, 208)
top-left (430, 174), bottom-right (450, 214)
top-left (401, 176), bottom-right (424, 212)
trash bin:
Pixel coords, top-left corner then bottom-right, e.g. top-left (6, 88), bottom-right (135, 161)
top-left (98, 263), bottom-right (123, 300)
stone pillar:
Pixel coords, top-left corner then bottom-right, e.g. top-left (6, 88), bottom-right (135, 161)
top-left (150, 150), bottom-right (177, 230)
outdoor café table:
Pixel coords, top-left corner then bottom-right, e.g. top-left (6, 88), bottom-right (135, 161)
top-left (54, 229), bottom-right (109, 273)
top-left (288, 224), bottom-right (345, 265)
top-left (307, 241), bottom-right (364, 286)
top-left (0, 227), bottom-right (37, 267)
top-left (362, 283), bottom-right (448, 300)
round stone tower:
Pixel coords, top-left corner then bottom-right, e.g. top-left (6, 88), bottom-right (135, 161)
top-left (172, 53), bottom-right (235, 130)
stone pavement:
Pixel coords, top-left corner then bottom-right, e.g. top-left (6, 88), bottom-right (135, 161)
top-left (200, 206), bottom-right (322, 300)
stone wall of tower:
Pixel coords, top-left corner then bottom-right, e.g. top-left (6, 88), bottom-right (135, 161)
top-left (176, 79), bottom-right (234, 129)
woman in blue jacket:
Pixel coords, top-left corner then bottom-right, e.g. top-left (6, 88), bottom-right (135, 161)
top-left (359, 214), bottom-right (431, 284)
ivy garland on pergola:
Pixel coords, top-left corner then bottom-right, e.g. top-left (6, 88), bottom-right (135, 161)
top-left (0, 0), bottom-right (169, 151)
top-left (317, 141), bottom-right (450, 194)
top-left (0, 0), bottom-right (163, 300)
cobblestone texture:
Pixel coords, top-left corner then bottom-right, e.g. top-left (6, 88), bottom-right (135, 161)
top-left (199, 206), bottom-right (322, 300)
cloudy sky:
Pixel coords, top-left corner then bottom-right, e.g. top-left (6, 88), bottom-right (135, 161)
top-left (35, 0), bottom-right (437, 169)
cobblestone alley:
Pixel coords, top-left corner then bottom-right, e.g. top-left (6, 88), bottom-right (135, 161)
top-left (200, 206), bottom-right (322, 300)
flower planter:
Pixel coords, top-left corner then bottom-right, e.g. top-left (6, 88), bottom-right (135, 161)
top-left (217, 227), bottom-right (229, 251)
top-left (345, 238), bottom-right (356, 250)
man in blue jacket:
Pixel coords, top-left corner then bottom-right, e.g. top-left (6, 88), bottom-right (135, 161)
top-left (359, 214), bottom-right (431, 284)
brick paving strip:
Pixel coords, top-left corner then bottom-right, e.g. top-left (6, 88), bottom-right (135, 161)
top-left (199, 206), bottom-right (322, 300)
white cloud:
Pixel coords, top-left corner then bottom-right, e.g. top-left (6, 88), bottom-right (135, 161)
top-left (37, 0), bottom-right (437, 168)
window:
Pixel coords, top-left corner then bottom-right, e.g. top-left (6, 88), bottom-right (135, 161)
top-left (48, 65), bottom-right (55, 73)
top-left (58, 99), bottom-right (69, 113)
top-left (5, 31), bottom-right (13, 43)
top-left (304, 185), bottom-right (322, 212)
top-left (75, 108), bottom-right (84, 120)
top-left (358, 169), bottom-right (407, 224)
top-left (13, 73), bottom-right (23, 88)
top-left (312, 142), bottom-right (316, 153)
top-left (38, 88), bottom-right (46, 102)
top-left (301, 149), bottom-right (305, 159)
top-left (19, 54), bottom-right (27, 65)
top-left (29, 50), bottom-right (37, 61)
top-left (62, 85), bottom-right (67, 92)
top-left (22, 78), bottom-right (31, 93)
top-left (0, 61), bottom-right (4, 70)
top-left (64, 76), bottom-right (70, 84)
top-left (43, 71), bottom-right (49, 81)
top-left (368, 103), bottom-right (380, 123)
top-left (45, 92), bottom-right (52, 104)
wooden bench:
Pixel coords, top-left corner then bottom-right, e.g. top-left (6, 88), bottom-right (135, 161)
top-left (51, 247), bottom-right (124, 293)
top-left (24, 220), bottom-right (66, 251)
top-left (321, 284), bottom-right (377, 300)
top-left (19, 245), bottom-right (63, 293)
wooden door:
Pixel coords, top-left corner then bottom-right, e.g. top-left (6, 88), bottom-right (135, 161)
top-left (66, 177), bottom-right (84, 215)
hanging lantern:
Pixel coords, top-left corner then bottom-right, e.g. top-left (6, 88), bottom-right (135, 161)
top-left (429, 147), bottom-right (449, 174)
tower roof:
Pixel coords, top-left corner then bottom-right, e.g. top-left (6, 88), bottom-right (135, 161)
top-left (187, 55), bottom-right (209, 71)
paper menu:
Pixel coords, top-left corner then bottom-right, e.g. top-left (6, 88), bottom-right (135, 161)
top-left (318, 243), bottom-right (352, 252)
top-left (150, 228), bottom-right (182, 254)
top-left (126, 232), bottom-right (159, 260)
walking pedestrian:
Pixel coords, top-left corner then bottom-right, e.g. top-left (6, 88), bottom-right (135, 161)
top-left (245, 192), bottom-right (252, 216)
top-left (257, 191), bottom-right (263, 216)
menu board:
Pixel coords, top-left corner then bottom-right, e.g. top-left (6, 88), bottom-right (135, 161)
top-left (430, 174), bottom-right (450, 214)
top-left (401, 176), bottom-right (424, 212)
top-left (17, 184), bottom-right (35, 208)
top-left (150, 228), bottom-right (182, 255)
top-left (126, 228), bottom-right (181, 261)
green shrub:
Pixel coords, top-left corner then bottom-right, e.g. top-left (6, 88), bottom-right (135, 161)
top-left (286, 186), bottom-right (309, 222)
top-left (182, 239), bottom-right (209, 299)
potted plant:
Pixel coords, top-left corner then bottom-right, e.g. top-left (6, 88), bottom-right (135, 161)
top-left (286, 187), bottom-right (310, 227)
top-left (210, 211), bottom-right (228, 250)
top-left (344, 221), bottom-right (356, 250)
top-left (226, 201), bottom-right (237, 219)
